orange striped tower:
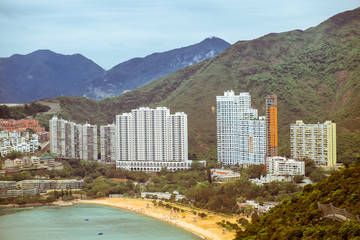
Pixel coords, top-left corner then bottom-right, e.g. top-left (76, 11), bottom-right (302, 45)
top-left (266, 95), bottom-right (278, 157)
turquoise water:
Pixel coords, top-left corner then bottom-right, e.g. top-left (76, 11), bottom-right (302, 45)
top-left (0, 204), bottom-right (202, 240)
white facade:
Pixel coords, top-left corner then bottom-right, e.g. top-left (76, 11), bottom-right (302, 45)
top-left (0, 131), bottom-right (9, 139)
top-left (266, 156), bottom-right (305, 176)
top-left (100, 123), bottom-right (116, 163)
top-left (49, 116), bottom-right (64, 157)
top-left (217, 91), bottom-right (266, 167)
top-left (82, 123), bottom-right (98, 161)
top-left (0, 131), bottom-right (39, 156)
top-left (116, 107), bottom-right (188, 171)
top-left (49, 116), bottom-right (97, 161)
top-left (116, 160), bottom-right (205, 172)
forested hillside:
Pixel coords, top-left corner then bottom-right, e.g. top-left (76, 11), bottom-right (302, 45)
top-left (32, 7), bottom-right (360, 162)
top-left (235, 159), bottom-right (360, 239)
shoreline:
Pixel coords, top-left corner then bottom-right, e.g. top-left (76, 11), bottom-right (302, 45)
top-left (78, 198), bottom-right (238, 240)
top-left (0, 200), bottom-right (75, 208)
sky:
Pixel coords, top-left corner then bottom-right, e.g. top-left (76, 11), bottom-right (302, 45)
top-left (0, 0), bottom-right (359, 70)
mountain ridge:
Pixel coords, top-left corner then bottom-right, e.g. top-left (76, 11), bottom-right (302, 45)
top-left (0, 50), bottom-right (105, 103)
top-left (0, 37), bottom-right (230, 102)
top-left (83, 37), bottom-right (230, 99)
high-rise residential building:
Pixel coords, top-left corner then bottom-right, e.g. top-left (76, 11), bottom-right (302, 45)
top-left (74, 124), bottom-right (83, 159)
top-left (49, 116), bottom-right (97, 161)
top-left (82, 123), bottom-right (98, 162)
top-left (100, 123), bottom-right (116, 163)
top-left (217, 91), bottom-right (266, 167)
top-left (49, 116), bottom-right (66, 158)
top-left (116, 107), bottom-right (194, 171)
top-left (265, 95), bottom-right (278, 157)
top-left (290, 120), bottom-right (336, 167)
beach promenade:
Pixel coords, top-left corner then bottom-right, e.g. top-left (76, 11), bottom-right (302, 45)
top-left (80, 198), bottom-right (239, 240)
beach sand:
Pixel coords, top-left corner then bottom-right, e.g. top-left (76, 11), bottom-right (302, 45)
top-left (79, 198), bottom-right (239, 240)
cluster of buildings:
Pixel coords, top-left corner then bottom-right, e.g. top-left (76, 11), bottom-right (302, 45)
top-left (216, 91), bottom-right (336, 177)
top-left (0, 130), bottom-right (40, 156)
top-left (0, 179), bottom-right (84, 197)
top-left (49, 91), bottom-right (336, 174)
top-left (49, 117), bottom-right (98, 161)
top-left (2, 155), bottom-right (63, 171)
top-left (50, 107), bottom-right (204, 172)
top-left (0, 119), bottom-right (45, 133)
top-left (0, 119), bottom-right (49, 157)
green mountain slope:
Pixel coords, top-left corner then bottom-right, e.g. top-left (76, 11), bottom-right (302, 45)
top-left (235, 160), bottom-right (360, 239)
top-left (39, 7), bottom-right (360, 162)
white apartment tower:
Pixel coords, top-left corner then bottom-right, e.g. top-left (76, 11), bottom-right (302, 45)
top-left (50, 116), bottom-right (67, 158)
top-left (49, 116), bottom-right (97, 161)
top-left (116, 107), bottom-right (188, 162)
top-left (74, 124), bottom-right (83, 159)
top-left (100, 123), bottom-right (116, 163)
top-left (116, 107), bottom-right (189, 171)
top-left (290, 120), bottom-right (336, 167)
top-left (217, 91), bottom-right (266, 167)
top-left (82, 123), bottom-right (98, 162)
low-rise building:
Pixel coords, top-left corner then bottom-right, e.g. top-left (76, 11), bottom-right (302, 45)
top-left (264, 156), bottom-right (305, 182)
top-left (31, 156), bottom-right (40, 165)
top-left (4, 159), bottom-right (15, 168)
top-left (266, 156), bottom-right (305, 176)
top-left (39, 155), bottom-right (56, 167)
top-left (13, 158), bottom-right (23, 167)
top-left (211, 169), bottom-right (241, 182)
top-left (0, 131), bottom-right (9, 139)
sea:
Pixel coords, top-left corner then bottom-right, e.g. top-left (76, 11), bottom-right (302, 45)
top-left (0, 204), bottom-right (202, 240)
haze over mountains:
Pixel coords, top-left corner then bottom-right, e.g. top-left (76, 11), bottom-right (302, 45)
top-left (0, 50), bottom-right (104, 103)
top-left (0, 37), bottom-right (230, 103)
top-left (84, 37), bottom-right (230, 99)
top-left (35, 7), bottom-right (360, 162)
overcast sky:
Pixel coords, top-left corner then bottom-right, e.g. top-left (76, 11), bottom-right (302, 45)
top-left (0, 0), bottom-right (359, 70)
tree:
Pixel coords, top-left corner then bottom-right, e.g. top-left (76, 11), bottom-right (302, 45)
top-left (25, 128), bottom-right (36, 134)
top-left (236, 196), bottom-right (247, 203)
top-left (255, 196), bottom-right (264, 206)
top-left (293, 175), bottom-right (304, 183)
top-left (237, 218), bottom-right (249, 227)
top-left (303, 158), bottom-right (317, 177)
top-left (339, 220), bottom-right (360, 239)
top-left (242, 164), bottom-right (265, 179)
top-left (207, 168), bottom-right (212, 183)
top-left (198, 212), bottom-right (207, 219)
top-left (244, 205), bottom-right (254, 217)
top-left (309, 170), bottom-right (326, 182)
top-left (251, 212), bottom-right (260, 223)
top-left (6, 151), bottom-right (23, 160)
top-left (190, 161), bottom-right (205, 171)
top-left (0, 105), bottom-right (10, 118)
top-left (160, 167), bottom-right (168, 175)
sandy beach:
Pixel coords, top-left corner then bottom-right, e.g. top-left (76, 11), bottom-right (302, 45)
top-left (79, 198), bottom-right (239, 240)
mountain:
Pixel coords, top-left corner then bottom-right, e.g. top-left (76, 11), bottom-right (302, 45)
top-left (37, 7), bottom-right (360, 162)
top-left (0, 50), bottom-right (105, 103)
top-left (83, 37), bottom-right (230, 99)
top-left (235, 160), bottom-right (360, 239)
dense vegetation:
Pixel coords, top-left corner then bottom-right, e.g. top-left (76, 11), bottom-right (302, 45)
top-left (235, 159), bottom-right (360, 240)
top-left (0, 102), bottom-right (50, 120)
top-left (29, 8), bottom-right (360, 163)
